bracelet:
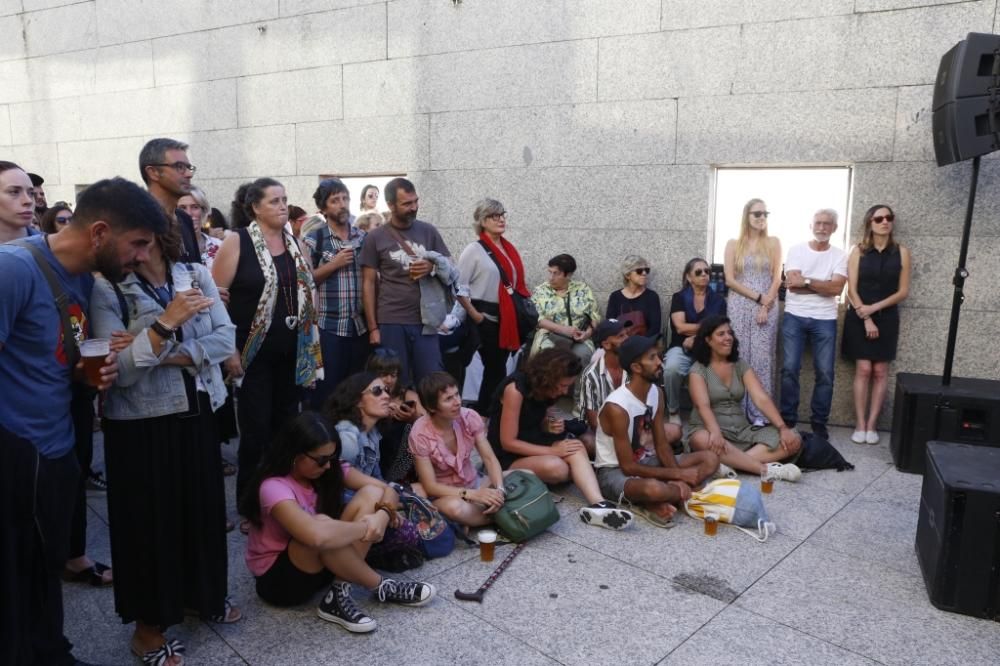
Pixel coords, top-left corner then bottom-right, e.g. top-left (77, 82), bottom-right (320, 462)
top-left (460, 489), bottom-right (468, 501)
top-left (150, 319), bottom-right (176, 340)
top-left (374, 501), bottom-right (397, 513)
top-left (377, 506), bottom-right (394, 520)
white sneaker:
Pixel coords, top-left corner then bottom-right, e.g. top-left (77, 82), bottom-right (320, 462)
top-left (767, 462), bottom-right (802, 482)
top-left (668, 412), bottom-right (682, 426)
top-left (579, 501), bottom-right (634, 530)
top-left (866, 430), bottom-right (880, 445)
top-left (713, 463), bottom-right (738, 479)
top-left (851, 431), bottom-right (867, 444)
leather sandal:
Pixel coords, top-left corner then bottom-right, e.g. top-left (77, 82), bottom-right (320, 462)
top-left (61, 561), bottom-right (112, 587)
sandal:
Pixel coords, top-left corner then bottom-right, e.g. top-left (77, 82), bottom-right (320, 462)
top-left (204, 595), bottom-right (242, 624)
top-left (62, 561), bottom-right (112, 587)
top-left (131, 638), bottom-right (185, 665)
top-left (239, 519), bottom-right (251, 535)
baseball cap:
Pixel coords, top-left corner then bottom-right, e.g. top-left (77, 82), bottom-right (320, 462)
top-left (27, 172), bottom-right (44, 187)
top-left (618, 334), bottom-right (662, 371)
top-left (592, 318), bottom-right (632, 347)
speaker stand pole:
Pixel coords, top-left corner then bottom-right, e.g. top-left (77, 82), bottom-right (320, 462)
top-left (942, 155), bottom-right (981, 386)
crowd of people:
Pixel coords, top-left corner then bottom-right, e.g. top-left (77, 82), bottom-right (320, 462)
top-left (0, 141), bottom-right (911, 664)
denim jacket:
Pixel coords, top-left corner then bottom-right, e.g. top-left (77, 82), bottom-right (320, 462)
top-left (419, 250), bottom-right (460, 334)
top-left (90, 262), bottom-right (236, 420)
top-left (335, 420), bottom-right (383, 480)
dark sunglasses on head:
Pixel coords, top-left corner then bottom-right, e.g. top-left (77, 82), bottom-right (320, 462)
top-left (872, 214), bottom-right (895, 223)
top-left (304, 451), bottom-right (338, 467)
top-left (691, 268), bottom-right (709, 277)
top-left (365, 385), bottom-right (389, 397)
top-left (750, 211), bottom-right (770, 219)
top-left (633, 267), bottom-right (651, 275)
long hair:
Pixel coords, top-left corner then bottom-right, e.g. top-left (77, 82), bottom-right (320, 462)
top-left (859, 204), bottom-right (896, 253)
top-left (691, 315), bottom-right (740, 365)
top-left (230, 182), bottom-right (253, 228)
top-left (39, 203), bottom-right (72, 234)
top-left (733, 198), bottom-right (770, 276)
top-left (238, 411), bottom-right (345, 525)
top-left (326, 371), bottom-right (381, 427)
top-left (524, 348), bottom-right (582, 401)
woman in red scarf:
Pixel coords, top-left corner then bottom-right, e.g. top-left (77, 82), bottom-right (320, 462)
top-left (457, 198), bottom-right (530, 415)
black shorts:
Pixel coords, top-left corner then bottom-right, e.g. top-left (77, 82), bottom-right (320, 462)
top-left (255, 548), bottom-right (332, 607)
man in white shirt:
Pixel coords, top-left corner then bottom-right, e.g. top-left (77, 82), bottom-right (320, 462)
top-left (780, 209), bottom-right (848, 439)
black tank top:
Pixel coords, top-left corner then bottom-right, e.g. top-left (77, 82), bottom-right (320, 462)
top-left (229, 228), bottom-right (299, 353)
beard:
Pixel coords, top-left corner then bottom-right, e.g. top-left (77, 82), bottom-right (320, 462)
top-left (94, 242), bottom-right (134, 283)
top-left (641, 367), bottom-right (663, 384)
top-left (400, 209), bottom-right (417, 225)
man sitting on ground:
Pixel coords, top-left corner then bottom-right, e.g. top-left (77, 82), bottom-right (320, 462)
top-left (594, 335), bottom-right (719, 527)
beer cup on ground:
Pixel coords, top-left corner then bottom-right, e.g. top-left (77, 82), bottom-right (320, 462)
top-left (760, 469), bottom-right (775, 494)
top-left (80, 338), bottom-right (111, 387)
top-left (478, 529), bottom-right (498, 562)
top-left (703, 513), bottom-right (718, 536)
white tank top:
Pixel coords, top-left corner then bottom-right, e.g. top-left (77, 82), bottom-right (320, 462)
top-left (594, 383), bottom-right (659, 468)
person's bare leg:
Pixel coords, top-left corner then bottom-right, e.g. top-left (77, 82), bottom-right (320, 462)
top-left (622, 478), bottom-right (684, 519)
top-left (314, 542), bottom-right (381, 590)
top-left (675, 450), bottom-right (719, 484)
top-left (510, 455), bottom-right (570, 485)
top-left (866, 361), bottom-right (890, 432)
top-left (433, 495), bottom-right (492, 527)
top-left (853, 360), bottom-right (873, 433)
top-left (341, 485), bottom-right (382, 557)
top-left (744, 442), bottom-right (798, 464)
top-left (564, 449), bottom-right (604, 505)
top-left (689, 430), bottom-right (766, 475)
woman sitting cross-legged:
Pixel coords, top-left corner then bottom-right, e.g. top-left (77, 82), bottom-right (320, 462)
top-left (241, 411), bottom-right (435, 634)
top-left (487, 348), bottom-right (634, 530)
top-left (684, 315), bottom-right (802, 482)
top-left (409, 372), bottom-right (508, 527)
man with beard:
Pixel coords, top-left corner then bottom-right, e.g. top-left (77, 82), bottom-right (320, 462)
top-left (0, 175), bottom-right (166, 665)
top-left (360, 177), bottom-right (453, 385)
top-left (139, 137), bottom-right (202, 264)
top-left (28, 172), bottom-right (48, 225)
top-left (594, 335), bottom-right (719, 528)
top-left (779, 209), bottom-right (848, 439)
top-left (303, 178), bottom-right (368, 406)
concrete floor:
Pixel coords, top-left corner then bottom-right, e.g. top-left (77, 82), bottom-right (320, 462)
top-left (65, 427), bottom-right (1000, 665)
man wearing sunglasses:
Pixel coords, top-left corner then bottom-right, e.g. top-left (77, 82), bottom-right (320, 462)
top-left (780, 209), bottom-right (848, 439)
top-left (139, 137), bottom-right (202, 265)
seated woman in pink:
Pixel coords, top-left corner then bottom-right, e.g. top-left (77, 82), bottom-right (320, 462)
top-left (241, 411), bottom-right (436, 634)
top-left (408, 372), bottom-right (507, 527)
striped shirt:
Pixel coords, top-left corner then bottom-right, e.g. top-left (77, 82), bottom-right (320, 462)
top-left (576, 352), bottom-right (622, 419)
top-left (303, 222), bottom-right (367, 337)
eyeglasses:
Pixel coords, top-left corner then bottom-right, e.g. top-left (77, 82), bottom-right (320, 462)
top-left (487, 211), bottom-right (507, 219)
top-left (55, 216), bottom-right (72, 224)
top-left (149, 162), bottom-right (197, 174)
top-left (633, 267), bottom-right (651, 275)
top-left (750, 211), bottom-right (770, 219)
top-left (304, 451), bottom-right (338, 467)
top-left (691, 268), bottom-right (709, 277)
top-left (872, 214), bottom-right (895, 223)
top-left (365, 385), bottom-right (389, 397)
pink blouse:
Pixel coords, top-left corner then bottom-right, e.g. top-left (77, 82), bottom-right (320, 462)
top-left (408, 408), bottom-right (484, 489)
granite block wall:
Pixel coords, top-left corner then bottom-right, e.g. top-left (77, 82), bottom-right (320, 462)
top-left (1, 0), bottom-right (998, 426)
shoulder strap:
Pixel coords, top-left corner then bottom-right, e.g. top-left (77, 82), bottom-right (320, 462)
top-left (477, 240), bottom-right (514, 291)
top-left (9, 237), bottom-right (80, 368)
top-left (110, 282), bottom-right (130, 328)
top-left (386, 225), bottom-right (417, 257)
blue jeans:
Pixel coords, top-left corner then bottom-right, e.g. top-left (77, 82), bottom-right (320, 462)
top-left (780, 313), bottom-right (837, 427)
top-left (309, 328), bottom-right (370, 409)
top-left (379, 323), bottom-right (444, 386)
top-left (662, 346), bottom-right (694, 414)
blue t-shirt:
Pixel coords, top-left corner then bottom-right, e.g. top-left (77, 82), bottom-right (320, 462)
top-left (0, 236), bottom-right (94, 458)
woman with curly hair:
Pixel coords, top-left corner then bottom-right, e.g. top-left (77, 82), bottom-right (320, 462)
top-left (486, 348), bottom-right (634, 530)
top-left (326, 371), bottom-right (395, 481)
top-left (241, 411), bottom-right (435, 634)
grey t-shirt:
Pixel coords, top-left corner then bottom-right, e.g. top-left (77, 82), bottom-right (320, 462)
top-left (359, 219), bottom-right (450, 325)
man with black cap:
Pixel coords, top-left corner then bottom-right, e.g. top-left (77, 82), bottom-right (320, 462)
top-left (594, 334), bottom-right (719, 527)
top-left (577, 318), bottom-right (631, 432)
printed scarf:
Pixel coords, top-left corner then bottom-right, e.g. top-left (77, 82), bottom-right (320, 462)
top-left (242, 222), bottom-right (324, 386)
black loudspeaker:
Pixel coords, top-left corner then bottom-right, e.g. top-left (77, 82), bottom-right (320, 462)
top-left (890, 372), bottom-right (1000, 474)
top-left (916, 442), bottom-right (1000, 620)
top-left (931, 32), bottom-right (1000, 166)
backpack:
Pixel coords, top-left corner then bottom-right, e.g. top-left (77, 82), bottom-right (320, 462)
top-left (684, 478), bottom-right (775, 542)
top-left (398, 489), bottom-right (456, 559)
top-left (364, 519), bottom-right (425, 572)
top-left (493, 470), bottom-right (560, 542)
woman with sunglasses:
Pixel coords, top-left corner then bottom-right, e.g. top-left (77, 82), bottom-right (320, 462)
top-left (842, 205), bottom-right (911, 445)
top-left (364, 349), bottom-right (426, 483)
top-left (605, 255), bottom-right (661, 337)
top-left (723, 199), bottom-right (782, 427)
top-left (662, 258), bottom-right (727, 425)
top-left (326, 372), bottom-right (396, 481)
top-left (241, 411), bottom-right (435, 634)
top-left (38, 202), bottom-right (72, 234)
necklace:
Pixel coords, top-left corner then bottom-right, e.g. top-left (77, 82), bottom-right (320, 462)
top-left (276, 251), bottom-right (298, 330)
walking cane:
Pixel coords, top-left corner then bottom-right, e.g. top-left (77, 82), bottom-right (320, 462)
top-left (454, 542), bottom-right (526, 602)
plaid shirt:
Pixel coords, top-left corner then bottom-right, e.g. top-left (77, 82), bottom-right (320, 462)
top-left (303, 222), bottom-right (367, 336)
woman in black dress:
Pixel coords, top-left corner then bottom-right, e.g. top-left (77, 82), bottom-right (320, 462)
top-left (843, 204), bottom-right (911, 445)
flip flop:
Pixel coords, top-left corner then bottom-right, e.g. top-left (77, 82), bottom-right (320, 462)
top-left (61, 561), bottom-right (112, 587)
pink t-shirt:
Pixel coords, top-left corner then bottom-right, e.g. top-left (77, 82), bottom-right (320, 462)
top-left (245, 465), bottom-right (350, 576)
top-left (408, 408), bottom-right (484, 490)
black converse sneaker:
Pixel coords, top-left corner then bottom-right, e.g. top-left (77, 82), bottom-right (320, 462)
top-left (374, 578), bottom-right (436, 607)
top-left (317, 581), bottom-right (376, 633)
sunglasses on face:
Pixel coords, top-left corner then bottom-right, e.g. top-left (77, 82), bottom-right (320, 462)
top-left (304, 451), bottom-right (338, 467)
top-left (750, 211), bottom-right (770, 219)
top-left (55, 216), bottom-right (72, 224)
top-left (633, 267), bottom-right (651, 275)
top-left (365, 385), bottom-right (389, 397)
top-left (691, 268), bottom-right (709, 277)
top-left (872, 214), bottom-right (895, 223)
